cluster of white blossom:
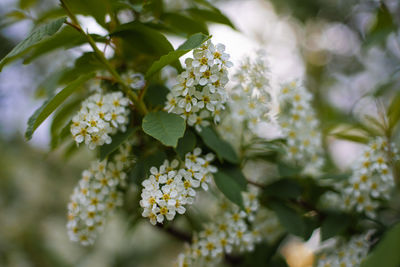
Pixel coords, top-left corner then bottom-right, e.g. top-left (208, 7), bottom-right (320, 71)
top-left (164, 40), bottom-right (233, 131)
top-left (229, 52), bottom-right (273, 132)
top-left (71, 91), bottom-right (130, 149)
top-left (140, 148), bottom-right (217, 225)
top-left (121, 70), bottom-right (146, 90)
top-left (317, 233), bottom-right (370, 267)
top-left (278, 80), bottom-right (324, 173)
top-left (176, 187), bottom-right (282, 267)
top-left (338, 137), bottom-right (399, 217)
top-left (66, 142), bottom-right (133, 245)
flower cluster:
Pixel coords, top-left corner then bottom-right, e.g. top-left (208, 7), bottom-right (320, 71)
top-left (317, 233), bottom-right (370, 267)
top-left (140, 148), bottom-right (217, 225)
top-left (229, 52), bottom-right (273, 132)
top-left (66, 142), bottom-right (133, 245)
top-left (176, 187), bottom-right (282, 267)
top-left (278, 80), bottom-right (324, 173)
top-left (71, 91), bottom-right (130, 149)
top-left (165, 40), bottom-right (233, 131)
top-left (338, 137), bottom-right (398, 217)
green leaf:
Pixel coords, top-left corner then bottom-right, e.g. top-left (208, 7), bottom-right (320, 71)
top-left (269, 201), bottom-right (305, 237)
top-left (186, 8), bottom-right (236, 29)
top-left (365, 3), bottom-right (396, 47)
top-left (175, 129), bottom-right (197, 159)
top-left (161, 13), bottom-right (208, 36)
top-left (277, 162), bottom-right (301, 177)
top-left (388, 92), bottom-right (400, 133)
top-left (112, 21), bottom-right (174, 57)
top-left (19, 0), bottom-right (37, 9)
top-left (198, 126), bottom-right (239, 164)
top-left (320, 212), bottom-right (352, 241)
top-left (35, 8), bottom-right (66, 25)
top-left (25, 72), bottom-right (94, 140)
top-left (361, 223), bottom-right (400, 267)
top-left (50, 98), bottom-right (82, 149)
top-left (143, 84), bottom-right (169, 108)
top-left (221, 167), bottom-right (247, 191)
top-left (142, 111), bottom-right (186, 147)
top-left (5, 10), bottom-right (28, 20)
top-left (263, 179), bottom-right (302, 199)
top-left (63, 0), bottom-right (110, 27)
top-left (330, 125), bottom-right (370, 144)
top-left (99, 126), bottom-right (137, 161)
top-left (23, 26), bottom-right (86, 64)
top-left (213, 171), bottom-right (244, 209)
top-left (0, 17), bottom-right (66, 71)
top-left (130, 150), bottom-right (167, 185)
top-left (145, 32), bottom-right (209, 78)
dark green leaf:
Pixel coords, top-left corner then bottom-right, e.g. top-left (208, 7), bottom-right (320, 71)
top-left (146, 32), bottom-right (209, 78)
top-left (63, 0), bottom-right (110, 27)
top-left (221, 167), bottom-right (247, 191)
top-left (175, 129), bottom-right (197, 159)
top-left (23, 26), bottom-right (87, 64)
top-left (277, 162), bottom-right (301, 177)
top-left (19, 0), bottom-right (37, 9)
top-left (269, 201), bottom-right (305, 237)
top-left (142, 111), bottom-right (186, 147)
top-left (50, 98), bottom-right (81, 149)
top-left (365, 3), bottom-right (396, 47)
top-left (0, 17), bottom-right (66, 71)
top-left (320, 211), bottom-right (352, 240)
top-left (143, 84), bottom-right (169, 108)
top-left (198, 126), bottom-right (239, 164)
top-left (161, 13), bottom-right (208, 36)
top-left (263, 179), bottom-right (302, 199)
top-left (99, 126), bottom-right (137, 161)
top-left (35, 8), bottom-right (66, 25)
top-left (25, 72), bottom-right (94, 140)
top-left (213, 171), bottom-right (244, 209)
top-left (112, 21), bottom-right (174, 57)
top-left (361, 223), bottom-right (400, 267)
top-left (130, 151), bottom-right (167, 185)
top-left (186, 8), bottom-right (236, 29)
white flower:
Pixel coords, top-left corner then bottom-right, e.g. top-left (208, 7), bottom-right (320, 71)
top-left (164, 39), bottom-right (232, 131)
top-left (66, 142), bottom-right (134, 246)
top-left (71, 91), bottom-right (130, 149)
top-left (336, 137), bottom-right (397, 217)
top-left (278, 80), bottom-right (324, 173)
top-left (175, 186), bottom-right (280, 266)
top-left (140, 148), bottom-right (217, 224)
top-left (121, 70), bottom-right (146, 90)
top-left (317, 233), bottom-right (370, 267)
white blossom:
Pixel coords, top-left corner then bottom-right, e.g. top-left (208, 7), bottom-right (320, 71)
top-left (71, 91), bottom-right (130, 149)
top-left (164, 40), bottom-right (232, 129)
top-left (334, 137), bottom-right (398, 218)
top-left (278, 80), bottom-right (324, 173)
top-left (176, 187), bottom-right (282, 266)
top-left (66, 142), bottom-right (134, 246)
top-left (317, 233), bottom-right (370, 267)
top-left (140, 148), bottom-right (217, 224)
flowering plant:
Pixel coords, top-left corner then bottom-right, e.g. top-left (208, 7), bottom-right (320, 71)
top-left (1, 0), bottom-right (400, 266)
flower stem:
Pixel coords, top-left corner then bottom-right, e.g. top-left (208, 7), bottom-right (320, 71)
top-left (60, 0), bottom-right (148, 116)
